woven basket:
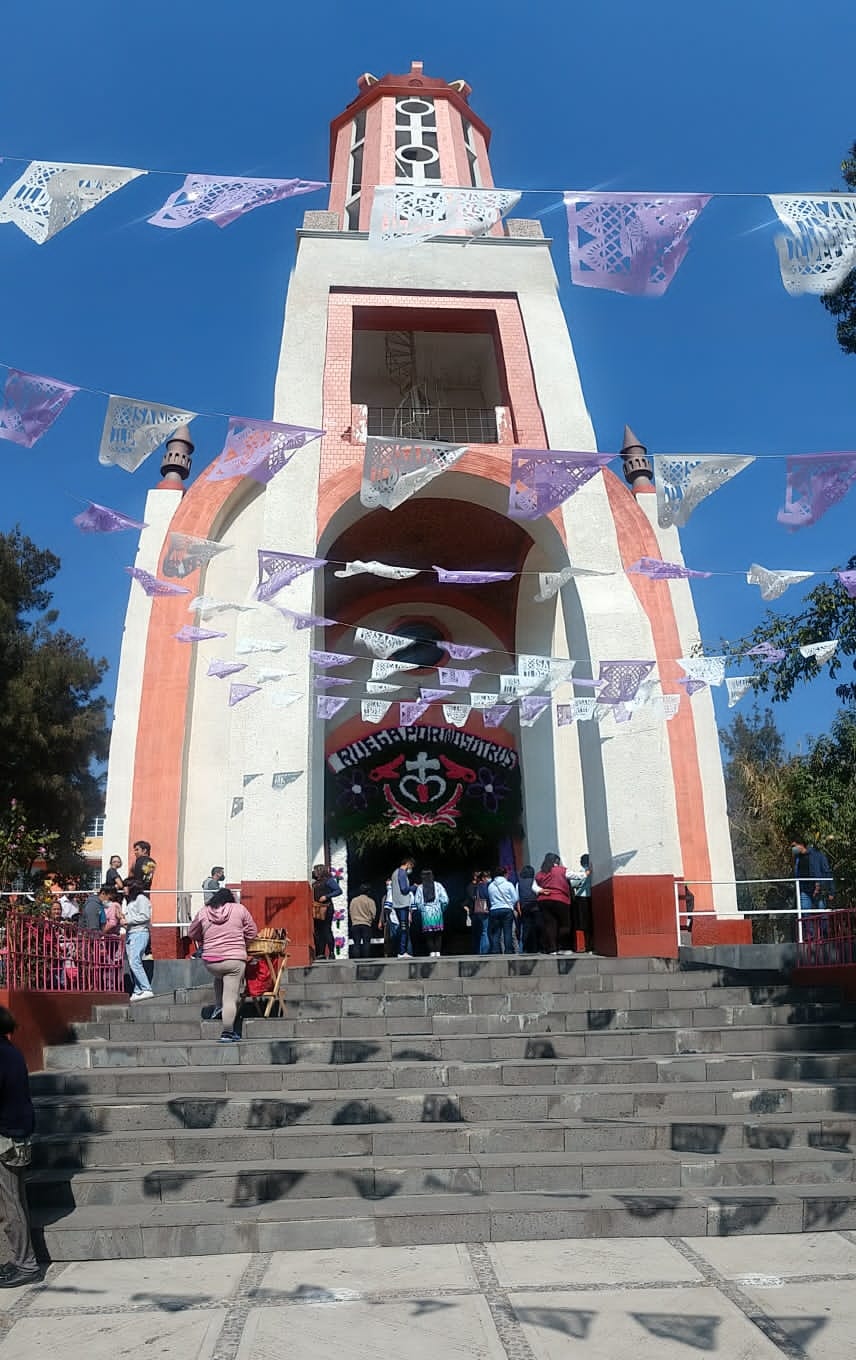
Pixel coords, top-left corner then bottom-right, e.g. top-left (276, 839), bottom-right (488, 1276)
top-left (247, 938), bottom-right (289, 957)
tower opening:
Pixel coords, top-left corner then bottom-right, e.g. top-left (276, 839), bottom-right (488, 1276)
top-left (350, 311), bottom-right (507, 445)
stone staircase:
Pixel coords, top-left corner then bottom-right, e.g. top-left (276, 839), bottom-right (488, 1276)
top-left (26, 954), bottom-right (856, 1259)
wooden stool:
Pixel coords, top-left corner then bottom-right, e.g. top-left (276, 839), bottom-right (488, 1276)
top-left (247, 939), bottom-right (289, 1017)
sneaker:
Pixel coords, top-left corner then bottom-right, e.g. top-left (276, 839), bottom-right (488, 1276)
top-left (130, 989), bottom-right (154, 1002)
top-left (399, 953), bottom-right (412, 959)
top-left (219, 1030), bottom-right (240, 1044)
top-left (0, 1263), bottom-right (41, 1288)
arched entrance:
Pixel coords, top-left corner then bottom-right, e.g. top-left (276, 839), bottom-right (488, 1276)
top-left (314, 486), bottom-right (564, 954)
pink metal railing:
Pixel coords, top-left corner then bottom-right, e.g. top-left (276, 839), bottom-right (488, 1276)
top-left (796, 910), bottom-right (856, 968)
top-left (4, 915), bottom-right (126, 992)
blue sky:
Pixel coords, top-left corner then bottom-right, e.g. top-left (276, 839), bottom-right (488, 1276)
top-left (2, 0), bottom-right (854, 754)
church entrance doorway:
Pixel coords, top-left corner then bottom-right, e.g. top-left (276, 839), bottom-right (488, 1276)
top-left (326, 724), bottom-right (522, 956)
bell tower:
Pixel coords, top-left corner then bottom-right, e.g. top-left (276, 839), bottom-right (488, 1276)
top-left (328, 60), bottom-right (494, 231)
top-left (107, 62), bottom-right (744, 966)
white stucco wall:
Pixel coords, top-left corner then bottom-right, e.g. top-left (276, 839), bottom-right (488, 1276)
top-left (102, 488), bottom-right (183, 874)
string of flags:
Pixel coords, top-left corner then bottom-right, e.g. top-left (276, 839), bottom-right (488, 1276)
top-left (2, 154), bottom-right (856, 300)
top-left (115, 533), bottom-right (856, 605)
top-left (6, 360), bottom-right (856, 533)
top-left (111, 540), bottom-right (842, 729)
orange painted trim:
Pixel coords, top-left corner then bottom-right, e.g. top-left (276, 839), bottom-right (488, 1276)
top-left (603, 470), bottom-right (715, 909)
top-left (328, 122), bottom-right (352, 221)
top-left (357, 100), bottom-right (387, 231)
top-left (317, 455), bottom-right (566, 556)
top-left (127, 473), bottom-right (243, 929)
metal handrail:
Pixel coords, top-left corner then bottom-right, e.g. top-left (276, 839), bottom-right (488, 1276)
top-left (674, 876), bottom-right (838, 949)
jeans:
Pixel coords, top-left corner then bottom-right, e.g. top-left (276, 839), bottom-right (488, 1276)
top-left (126, 928), bottom-right (151, 994)
top-left (396, 906), bottom-right (412, 955)
top-left (352, 923), bottom-right (373, 958)
top-left (489, 909), bottom-right (515, 954)
top-left (471, 913), bottom-right (489, 954)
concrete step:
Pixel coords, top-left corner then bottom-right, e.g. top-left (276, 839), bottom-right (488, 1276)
top-left (73, 998), bottom-right (856, 1040)
top-left (41, 1022), bottom-right (856, 1073)
top-left (31, 1183), bottom-right (856, 1259)
top-left (29, 1111), bottom-right (856, 1171)
top-left (29, 1075), bottom-right (856, 1137)
top-left (91, 973), bottom-right (836, 1018)
top-left (26, 1142), bottom-right (856, 1215)
top-left (29, 1051), bottom-right (856, 1101)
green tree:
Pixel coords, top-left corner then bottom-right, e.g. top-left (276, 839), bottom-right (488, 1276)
top-left (727, 555), bottom-right (856, 704)
top-left (720, 706), bottom-right (856, 917)
top-left (820, 143), bottom-right (856, 355)
top-left (721, 707), bottom-right (787, 890)
top-left (0, 528), bottom-right (109, 876)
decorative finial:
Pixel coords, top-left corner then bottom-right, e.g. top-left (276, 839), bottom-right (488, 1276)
top-left (160, 424), bottom-right (194, 486)
top-left (620, 425), bottom-right (653, 489)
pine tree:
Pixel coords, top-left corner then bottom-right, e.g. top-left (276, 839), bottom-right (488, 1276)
top-left (0, 528), bottom-right (109, 876)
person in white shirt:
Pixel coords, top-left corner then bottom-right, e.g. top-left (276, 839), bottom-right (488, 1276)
top-left (121, 881), bottom-right (153, 1000)
top-left (486, 868), bottom-right (519, 954)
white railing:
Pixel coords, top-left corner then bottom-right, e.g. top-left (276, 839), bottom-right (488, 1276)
top-left (0, 887), bottom-right (241, 929)
top-left (674, 877), bottom-right (838, 950)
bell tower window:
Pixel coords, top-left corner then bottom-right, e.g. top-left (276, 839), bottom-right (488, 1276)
top-left (345, 109), bottom-right (366, 231)
top-left (394, 98), bottom-right (441, 183)
top-left (462, 119), bottom-right (483, 188)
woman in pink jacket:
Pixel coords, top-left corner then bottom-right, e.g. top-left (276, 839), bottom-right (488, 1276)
top-left (187, 889), bottom-right (257, 1043)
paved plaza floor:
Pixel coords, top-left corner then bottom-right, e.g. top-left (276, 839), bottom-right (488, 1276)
top-left (0, 1234), bottom-right (849, 1359)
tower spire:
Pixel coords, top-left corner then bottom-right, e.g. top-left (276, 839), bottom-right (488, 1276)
top-left (620, 425), bottom-right (654, 492)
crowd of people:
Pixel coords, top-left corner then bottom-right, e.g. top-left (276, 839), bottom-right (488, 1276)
top-left (309, 852), bottom-right (594, 961)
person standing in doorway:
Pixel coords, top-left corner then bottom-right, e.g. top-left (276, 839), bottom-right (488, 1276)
top-left (0, 1007), bottom-right (39, 1288)
top-left (187, 888), bottom-right (258, 1042)
top-left (535, 853), bottom-right (573, 954)
top-left (349, 884), bottom-right (379, 959)
top-left (414, 870), bottom-right (449, 957)
top-left (469, 871), bottom-right (490, 955)
top-left (571, 853), bottom-right (593, 952)
top-left (203, 866), bottom-right (226, 905)
top-left (487, 868), bottom-right (519, 954)
top-left (121, 880), bottom-right (154, 1000)
top-left (518, 865), bottom-right (543, 953)
top-left (389, 856), bottom-right (415, 958)
top-left (311, 864), bottom-right (341, 961)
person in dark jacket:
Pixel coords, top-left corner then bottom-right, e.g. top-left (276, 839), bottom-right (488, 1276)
top-left (0, 1007), bottom-right (38, 1287)
top-left (518, 865), bottom-right (543, 953)
top-left (130, 840), bottom-right (157, 892)
top-left (311, 864), bottom-right (341, 961)
top-left (792, 839), bottom-right (835, 942)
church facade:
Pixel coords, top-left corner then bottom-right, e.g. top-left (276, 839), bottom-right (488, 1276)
top-left (103, 64), bottom-right (744, 964)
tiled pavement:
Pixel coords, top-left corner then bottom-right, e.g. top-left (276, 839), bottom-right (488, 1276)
top-left (0, 1234), bottom-right (850, 1359)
